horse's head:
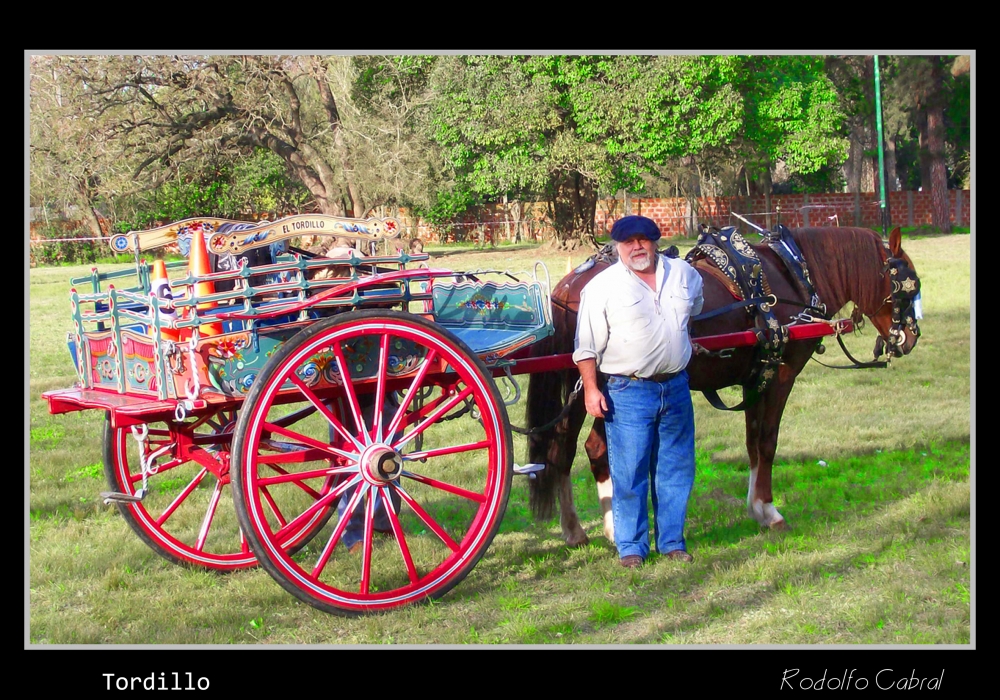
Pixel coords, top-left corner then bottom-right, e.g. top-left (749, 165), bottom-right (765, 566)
top-left (866, 227), bottom-right (922, 358)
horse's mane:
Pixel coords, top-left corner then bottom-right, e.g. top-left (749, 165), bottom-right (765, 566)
top-left (784, 227), bottom-right (888, 316)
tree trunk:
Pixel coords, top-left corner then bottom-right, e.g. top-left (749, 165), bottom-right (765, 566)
top-left (845, 132), bottom-right (864, 193)
top-left (82, 206), bottom-right (105, 240)
top-left (511, 199), bottom-right (523, 244)
top-left (927, 105), bottom-right (951, 232)
top-left (546, 171), bottom-right (598, 247)
top-left (926, 59), bottom-right (951, 233)
top-left (74, 180), bottom-right (105, 240)
top-left (502, 195), bottom-right (511, 243)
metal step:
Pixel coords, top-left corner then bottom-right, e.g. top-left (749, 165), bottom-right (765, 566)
top-left (512, 463), bottom-right (545, 478)
top-left (100, 489), bottom-right (146, 504)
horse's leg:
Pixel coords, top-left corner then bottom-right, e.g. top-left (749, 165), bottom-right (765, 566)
top-left (553, 394), bottom-right (590, 547)
top-left (584, 418), bottom-right (614, 542)
top-left (744, 373), bottom-right (796, 530)
top-left (527, 369), bottom-right (589, 547)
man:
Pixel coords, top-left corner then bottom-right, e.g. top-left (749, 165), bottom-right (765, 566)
top-left (573, 215), bottom-right (704, 569)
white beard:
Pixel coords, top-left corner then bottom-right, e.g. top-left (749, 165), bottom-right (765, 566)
top-left (624, 250), bottom-right (654, 273)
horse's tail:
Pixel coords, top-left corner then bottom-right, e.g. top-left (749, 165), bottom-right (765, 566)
top-left (524, 332), bottom-right (568, 521)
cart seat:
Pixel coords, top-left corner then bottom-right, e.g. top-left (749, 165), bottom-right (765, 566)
top-left (430, 279), bottom-right (553, 361)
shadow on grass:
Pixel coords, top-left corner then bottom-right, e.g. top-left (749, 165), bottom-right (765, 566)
top-left (623, 479), bottom-right (970, 643)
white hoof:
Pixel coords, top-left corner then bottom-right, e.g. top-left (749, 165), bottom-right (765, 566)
top-left (746, 467), bottom-right (787, 528)
top-left (748, 498), bottom-right (786, 529)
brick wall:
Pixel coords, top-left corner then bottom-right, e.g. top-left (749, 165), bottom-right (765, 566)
top-left (402, 189), bottom-right (972, 243)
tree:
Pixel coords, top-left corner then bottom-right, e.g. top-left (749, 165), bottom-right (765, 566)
top-left (429, 56), bottom-right (589, 243)
top-left (592, 56), bottom-right (847, 204)
top-left (725, 56), bottom-right (848, 195)
top-left (825, 55), bottom-right (881, 194)
top-left (29, 56), bottom-right (116, 240)
top-left (893, 55), bottom-right (960, 232)
top-left (30, 54), bottom-right (450, 231)
top-left (346, 55), bottom-right (448, 216)
top-left (427, 56), bottom-right (734, 244)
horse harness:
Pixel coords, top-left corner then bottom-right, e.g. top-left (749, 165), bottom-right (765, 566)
top-left (685, 225), bottom-right (819, 410)
top-left (690, 224), bottom-right (928, 410)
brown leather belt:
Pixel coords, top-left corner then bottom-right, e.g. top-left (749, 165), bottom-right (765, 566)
top-left (616, 371), bottom-right (680, 383)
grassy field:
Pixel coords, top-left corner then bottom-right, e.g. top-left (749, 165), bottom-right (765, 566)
top-left (26, 232), bottom-right (971, 649)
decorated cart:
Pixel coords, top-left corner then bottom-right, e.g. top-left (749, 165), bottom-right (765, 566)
top-left (40, 213), bottom-right (852, 616)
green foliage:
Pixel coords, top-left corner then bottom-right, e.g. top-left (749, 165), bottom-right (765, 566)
top-left (413, 183), bottom-right (481, 231)
top-left (352, 55), bottom-right (438, 107)
top-left (31, 223), bottom-right (103, 266)
top-left (945, 71), bottom-right (971, 188)
top-left (727, 56), bottom-right (848, 179)
top-left (777, 165), bottom-right (847, 194)
top-left (111, 150), bottom-right (310, 231)
top-left (31, 54), bottom-right (970, 240)
top-left (428, 55), bottom-right (851, 231)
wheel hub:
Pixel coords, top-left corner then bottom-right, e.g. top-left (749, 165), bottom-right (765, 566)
top-left (359, 444), bottom-right (403, 484)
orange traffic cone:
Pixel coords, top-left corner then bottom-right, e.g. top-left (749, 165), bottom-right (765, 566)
top-left (149, 259), bottom-right (180, 341)
top-left (188, 225), bottom-right (223, 336)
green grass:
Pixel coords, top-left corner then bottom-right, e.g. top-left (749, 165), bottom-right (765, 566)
top-left (27, 234), bottom-right (971, 646)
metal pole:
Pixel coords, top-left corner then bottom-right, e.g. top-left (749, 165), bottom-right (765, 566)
top-left (874, 55), bottom-right (891, 237)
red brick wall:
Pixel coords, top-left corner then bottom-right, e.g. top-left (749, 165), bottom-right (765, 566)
top-left (597, 190), bottom-right (971, 239)
top-left (402, 189), bottom-right (971, 242)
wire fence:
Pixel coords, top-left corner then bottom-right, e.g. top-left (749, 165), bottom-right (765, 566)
top-left (27, 193), bottom-right (966, 264)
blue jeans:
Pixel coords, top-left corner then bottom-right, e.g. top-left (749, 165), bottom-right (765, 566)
top-left (603, 371), bottom-right (695, 559)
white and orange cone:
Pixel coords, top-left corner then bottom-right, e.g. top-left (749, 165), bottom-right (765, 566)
top-left (149, 259), bottom-right (180, 341)
top-left (188, 226), bottom-right (223, 336)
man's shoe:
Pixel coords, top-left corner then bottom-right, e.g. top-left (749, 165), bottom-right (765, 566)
top-left (619, 554), bottom-right (644, 569)
top-left (665, 549), bottom-right (694, 563)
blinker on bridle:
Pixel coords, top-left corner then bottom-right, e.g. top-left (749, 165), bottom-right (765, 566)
top-left (876, 246), bottom-right (922, 358)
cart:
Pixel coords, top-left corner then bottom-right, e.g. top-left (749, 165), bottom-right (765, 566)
top-left (40, 213), bottom-right (850, 616)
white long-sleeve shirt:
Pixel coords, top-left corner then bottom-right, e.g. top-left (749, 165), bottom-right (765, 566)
top-left (572, 255), bottom-right (704, 377)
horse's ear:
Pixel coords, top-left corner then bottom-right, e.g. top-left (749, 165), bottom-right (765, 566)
top-left (888, 226), bottom-right (903, 256)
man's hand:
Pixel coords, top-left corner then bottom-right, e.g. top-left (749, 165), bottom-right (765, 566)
top-left (583, 385), bottom-right (608, 418)
top-left (576, 358), bottom-right (607, 418)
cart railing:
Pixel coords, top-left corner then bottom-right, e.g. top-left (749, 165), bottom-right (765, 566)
top-left (67, 256), bottom-right (438, 401)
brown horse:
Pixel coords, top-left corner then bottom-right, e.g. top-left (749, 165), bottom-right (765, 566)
top-left (524, 226), bottom-right (921, 546)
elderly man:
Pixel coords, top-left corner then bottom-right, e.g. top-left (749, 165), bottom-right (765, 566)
top-left (573, 215), bottom-right (704, 568)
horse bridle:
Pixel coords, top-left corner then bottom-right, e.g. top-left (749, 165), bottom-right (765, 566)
top-left (875, 248), bottom-right (922, 358)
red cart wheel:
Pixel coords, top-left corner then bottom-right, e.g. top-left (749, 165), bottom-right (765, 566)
top-left (231, 309), bottom-right (513, 615)
top-left (103, 407), bottom-right (331, 571)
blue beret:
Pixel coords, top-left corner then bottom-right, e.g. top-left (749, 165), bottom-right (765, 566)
top-left (610, 215), bottom-right (661, 242)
